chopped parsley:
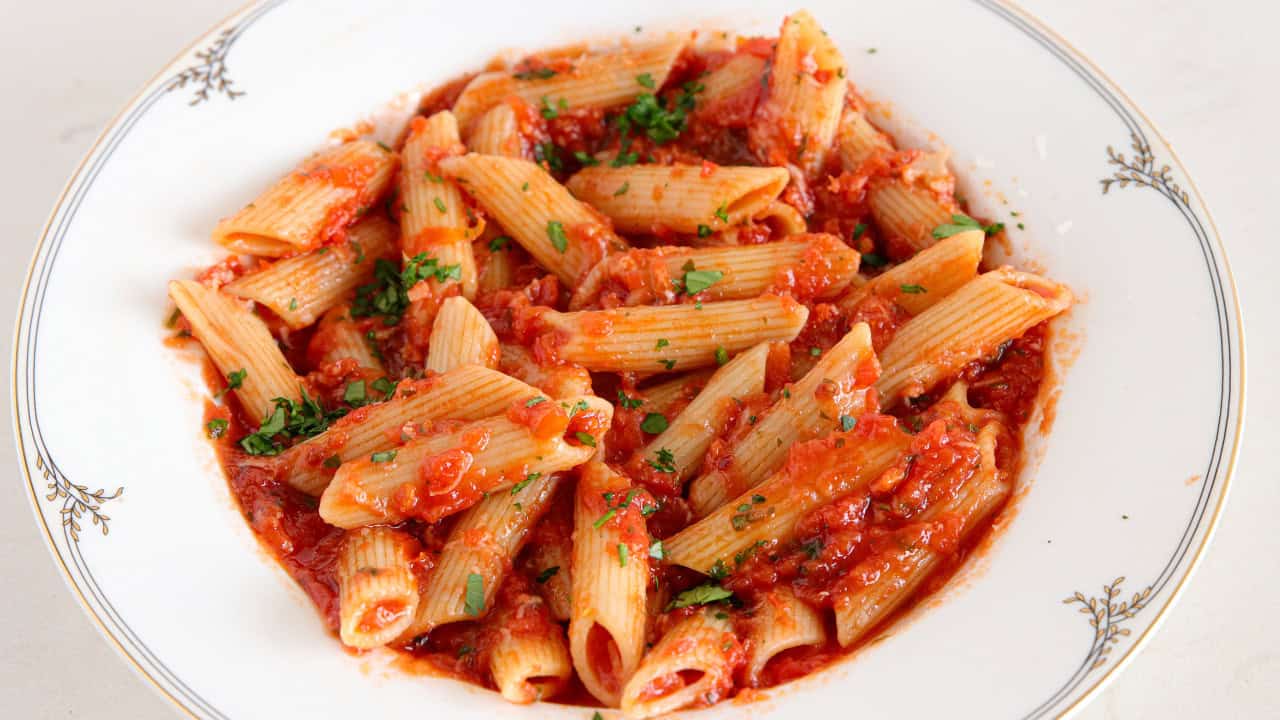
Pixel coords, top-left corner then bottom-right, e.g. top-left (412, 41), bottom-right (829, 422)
top-left (206, 418), bottom-right (228, 439)
top-left (220, 369), bottom-right (247, 396)
top-left (618, 543), bottom-right (629, 567)
top-left (658, 359), bottom-right (677, 370)
top-left (668, 583), bottom-right (733, 610)
top-left (433, 197), bottom-right (447, 214)
top-left (809, 346), bottom-right (822, 357)
top-left (616, 390), bottom-right (643, 410)
top-left (526, 396), bottom-right (548, 407)
top-left (539, 95), bottom-right (568, 120)
top-left (489, 235), bottom-right (511, 251)
top-left (464, 573), bottom-right (485, 616)
top-left (640, 413), bottom-right (668, 434)
top-left (370, 377), bottom-right (398, 400)
top-left (636, 73), bottom-right (655, 89)
top-left (932, 213), bottom-right (1005, 239)
top-left (614, 80), bottom-right (704, 157)
top-left (840, 414), bottom-right (857, 431)
top-left (900, 284), bottom-right (927, 294)
top-left (574, 431), bottom-right (597, 447)
top-left (613, 181), bottom-right (630, 196)
top-left (239, 389), bottom-right (348, 456)
top-left (593, 508), bottom-right (616, 529)
top-left (696, 224), bottom-right (712, 238)
top-left (513, 67), bottom-right (556, 80)
top-left (573, 150), bottom-right (600, 166)
top-left (678, 264), bottom-right (724, 295)
top-left (370, 450), bottom-right (397, 463)
top-left (861, 252), bottom-right (888, 268)
top-left (352, 255), bottom-right (461, 325)
top-left (535, 141), bottom-right (563, 171)
top-left (511, 471), bottom-right (541, 495)
top-left (547, 220), bottom-right (568, 253)
top-left (648, 447), bottom-right (677, 473)
top-left (852, 222), bottom-right (868, 241)
top-left (715, 346), bottom-right (729, 366)
top-left (649, 539), bottom-right (666, 560)
top-left (287, 298), bottom-right (298, 311)
top-left (655, 338), bottom-right (669, 350)
top-left (714, 203), bottom-right (729, 224)
top-left (708, 559), bottom-right (729, 580)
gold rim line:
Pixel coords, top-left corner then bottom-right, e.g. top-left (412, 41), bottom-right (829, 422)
top-left (8, 1), bottom-right (1246, 719)
top-left (9, 1), bottom-right (268, 718)
top-left (996, 1), bottom-right (1247, 718)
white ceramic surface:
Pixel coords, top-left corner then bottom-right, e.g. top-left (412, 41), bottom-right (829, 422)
top-left (11, 1), bottom-right (1244, 718)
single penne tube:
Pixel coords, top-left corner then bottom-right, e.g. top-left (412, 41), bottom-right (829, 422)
top-left (466, 102), bottom-right (522, 157)
top-left (224, 215), bottom-right (398, 329)
top-left (666, 422), bottom-right (910, 575)
top-left (400, 472), bottom-right (561, 639)
top-left (213, 140), bottom-right (398, 256)
top-left (745, 588), bottom-right (827, 685)
top-left (637, 370), bottom-right (715, 414)
top-left (838, 230), bottom-right (984, 316)
top-left (619, 609), bottom-right (739, 719)
top-left (425, 296), bottom-right (500, 373)
top-left (318, 395), bottom-right (610, 527)
top-left (568, 235), bottom-right (859, 310)
top-left (687, 322), bottom-right (877, 517)
top-left (309, 303), bottom-right (385, 373)
top-left (336, 526), bottom-right (421, 649)
top-left (451, 38), bottom-right (686, 130)
top-left (638, 342), bottom-right (768, 484)
top-left (400, 112), bottom-right (480, 298)
top-left (564, 164), bottom-right (789, 235)
top-left (569, 462), bottom-right (650, 707)
top-left (168, 280), bottom-right (301, 422)
top-left (695, 53), bottom-right (767, 116)
top-left (527, 531), bottom-right (573, 622)
top-left (832, 424), bottom-right (1009, 647)
top-left (489, 618), bottom-right (574, 704)
top-left (476, 235), bottom-right (518, 293)
top-left (835, 107), bottom-right (894, 171)
top-left (499, 344), bottom-right (595, 399)
top-left (867, 178), bottom-right (957, 256)
top-left (543, 296), bottom-right (809, 373)
top-left (750, 11), bottom-right (846, 176)
top-left (876, 268), bottom-right (1072, 404)
top-left (441, 154), bottom-right (627, 285)
top-left (753, 199), bottom-right (809, 236)
top-left (280, 365), bottom-right (539, 495)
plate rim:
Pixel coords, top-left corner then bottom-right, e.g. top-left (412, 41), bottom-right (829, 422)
top-left (10, 1), bottom-right (1246, 718)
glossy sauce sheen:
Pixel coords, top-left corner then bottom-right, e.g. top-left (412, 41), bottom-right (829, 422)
top-left (190, 31), bottom-right (1053, 708)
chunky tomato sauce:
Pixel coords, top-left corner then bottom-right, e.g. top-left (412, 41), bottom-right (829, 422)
top-left (177, 21), bottom-right (1063, 713)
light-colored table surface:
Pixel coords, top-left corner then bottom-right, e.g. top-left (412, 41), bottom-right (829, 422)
top-left (1, 1), bottom-right (1275, 717)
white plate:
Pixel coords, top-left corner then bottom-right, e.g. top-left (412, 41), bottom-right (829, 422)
top-left (12, 1), bottom-right (1243, 718)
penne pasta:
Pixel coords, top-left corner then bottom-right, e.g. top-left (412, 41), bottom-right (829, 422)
top-left (637, 370), bottom-right (715, 415)
top-left (401, 472), bottom-right (561, 639)
top-left (400, 112), bottom-right (480, 298)
top-left (543, 296), bottom-right (809, 373)
top-left (876, 268), bottom-right (1073, 404)
top-left (466, 102), bottom-right (522, 157)
top-left (213, 140), bottom-right (398, 257)
top-left (309, 303), bottom-right (385, 372)
top-left (451, 38), bottom-right (687, 131)
top-left (867, 178), bottom-right (957, 256)
top-left (489, 612), bottom-right (574, 704)
top-left (750, 11), bottom-right (846, 176)
top-left (832, 424), bottom-right (1010, 647)
top-left (318, 395), bottom-right (610, 527)
top-left (635, 342), bottom-right (768, 485)
top-left (745, 588), bottom-right (827, 685)
top-left (695, 53), bottom-right (767, 121)
top-left (569, 462), bottom-right (650, 707)
top-left (280, 365), bottom-right (539, 495)
top-left (620, 610), bottom-right (740, 718)
top-left (666, 419), bottom-right (910, 575)
top-left (835, 107), bottom-right (894, 171)
top-left (425, 296), bottom-right (500, 373)
top-left (441, 154), bottom-right (628, 285)
top-left (838, 229), bottom-right (984, 316)
top-left (569, 235), bottom-right (859, 310)
top-left (499, 344), bottom-right (595, 399)
top-left (168, 280), bottom-right (301, 422)
top-left (336, 526), bottom-right (421, 649)
top-left (224, 215), bottom-right (398, 329)
top-left (687, 322), bottom-right (877, 517)
top-left (564, 164), bottom-right (789, 235)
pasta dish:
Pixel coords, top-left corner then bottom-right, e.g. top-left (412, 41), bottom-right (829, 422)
top-left (167, 10), bottom-right (1072, 717)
